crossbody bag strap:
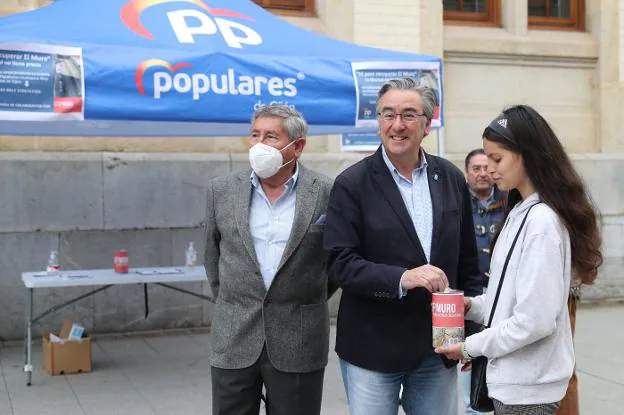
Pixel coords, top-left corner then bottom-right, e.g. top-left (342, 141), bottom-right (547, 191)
top-left (486, 202), bottom-right (543, 328)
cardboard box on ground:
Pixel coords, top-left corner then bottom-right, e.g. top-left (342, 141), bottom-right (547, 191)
top-left (43, 320), bottom-right (92, 376)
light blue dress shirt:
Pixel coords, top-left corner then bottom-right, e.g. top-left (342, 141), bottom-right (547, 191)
top-left (381, 149), bottom-right (435, 301)
top-left (382, 147), bottom-right (433, 297)
top-left (249, 164), bottom-right (299, 289)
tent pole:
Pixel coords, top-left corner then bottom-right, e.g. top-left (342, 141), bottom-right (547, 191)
top-left (437, 126), bottom-right (445, 158)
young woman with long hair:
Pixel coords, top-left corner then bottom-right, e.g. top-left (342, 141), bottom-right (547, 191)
top-left (435, 105), bottom-right (602, 415)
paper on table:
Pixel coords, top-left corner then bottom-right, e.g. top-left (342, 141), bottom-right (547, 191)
top-left (134, 269), bottom-right (160, 275)
top-left (136, 268), bottom-right (184, 276)
top-left (61, 274), bottom-right (92, 280)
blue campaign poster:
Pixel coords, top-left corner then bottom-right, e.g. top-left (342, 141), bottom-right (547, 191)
top-left (0, 44), bottom-right (84, 121)
top-left (352, 62), bottom-right (442, 129)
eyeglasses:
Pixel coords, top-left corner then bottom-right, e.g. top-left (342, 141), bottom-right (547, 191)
top-left (470, 166), bottom-right (489, 173)
top-left (377, 111), bottom-right (426, 123)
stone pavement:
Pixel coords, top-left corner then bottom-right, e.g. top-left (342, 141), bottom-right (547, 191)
top-left (0, 303), bottom-right (622, 414)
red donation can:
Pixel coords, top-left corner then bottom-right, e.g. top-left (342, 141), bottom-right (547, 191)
top-left (432, 290), bottom-right (465, 348)
top-left (114, 250), bottom-right (129, 273)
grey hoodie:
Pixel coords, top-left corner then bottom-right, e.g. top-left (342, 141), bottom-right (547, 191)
top-left (465, 193), bottom-right (573, 405)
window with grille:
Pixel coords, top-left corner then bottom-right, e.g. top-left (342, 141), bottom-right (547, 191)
top-left (443, 0), bottom-right (500, 26)
top-left (252, 0), bottom-right (314, 15)
top-left (528, 0), bottom-right (584, 31)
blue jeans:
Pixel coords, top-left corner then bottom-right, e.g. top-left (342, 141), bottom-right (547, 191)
top-left (459, 367), bottom-right (482, 414)
top-left (339, 351), bottom-right (458, 415)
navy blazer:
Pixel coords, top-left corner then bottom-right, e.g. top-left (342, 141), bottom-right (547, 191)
top-left (324, 147), bottom-right (482, 373)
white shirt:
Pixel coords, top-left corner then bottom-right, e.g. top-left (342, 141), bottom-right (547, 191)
top-left (249, 165), bottom-right (299, 289)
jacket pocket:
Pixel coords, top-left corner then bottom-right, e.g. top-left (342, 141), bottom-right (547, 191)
top-left (308, 224), bottom-right (324, 233)
top-left (302, 225), bottom-right (324, 249)
top-left (210, 299), bottom-right (235, 353)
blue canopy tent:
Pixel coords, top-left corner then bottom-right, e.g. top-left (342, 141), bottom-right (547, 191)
top-left (0, 0), bottom-right (443, 137)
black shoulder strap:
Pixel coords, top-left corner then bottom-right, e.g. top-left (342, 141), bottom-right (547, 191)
top-left (486, 202), bottom-right (542, 328)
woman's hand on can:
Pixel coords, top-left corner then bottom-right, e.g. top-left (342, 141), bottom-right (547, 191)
top-left (434, 342), bottom-right (464, 360)
top-left (464, 297), bottom-right (472, 314)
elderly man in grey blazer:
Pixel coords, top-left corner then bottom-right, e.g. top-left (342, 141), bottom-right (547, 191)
top-left (204, 104), bottom-right (334, 415)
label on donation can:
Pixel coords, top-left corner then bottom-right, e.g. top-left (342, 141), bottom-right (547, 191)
top-left (432, 290), bottom-right (465, 348)
top-left (114, 250), bottom-right (129, 273)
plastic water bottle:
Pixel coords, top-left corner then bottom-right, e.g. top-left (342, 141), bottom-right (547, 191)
top-left (185, 242), bottom-right (197, 269)
top-left (47, 250), bottom-right (60, 275)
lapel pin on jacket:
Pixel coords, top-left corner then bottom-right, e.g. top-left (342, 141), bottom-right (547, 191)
top-left (433, 167), bottom-right (441, 182)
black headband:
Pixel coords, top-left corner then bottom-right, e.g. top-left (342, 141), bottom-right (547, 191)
top-left (486, 113), bottom-right (517, 145)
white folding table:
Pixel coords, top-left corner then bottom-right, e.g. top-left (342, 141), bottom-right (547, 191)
top-left (21, 266), bottom-right (210, 386)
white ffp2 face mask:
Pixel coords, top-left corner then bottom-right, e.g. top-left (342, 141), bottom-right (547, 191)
top-left (248, 140), bottom-right (297, 179)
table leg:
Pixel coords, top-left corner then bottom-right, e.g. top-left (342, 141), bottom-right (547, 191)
top-left (23, 289), bottom-right (28, 366)
top-left (24, 287), bottom-right (33, 386)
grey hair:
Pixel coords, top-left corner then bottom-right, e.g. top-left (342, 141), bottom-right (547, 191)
top-left (251, 104), bottom-right (308, 141)
top-left (376, 77), bottom-right (437, 120)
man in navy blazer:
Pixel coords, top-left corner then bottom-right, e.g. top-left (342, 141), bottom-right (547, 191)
top-left (324, 77), bottom-right (481, 415)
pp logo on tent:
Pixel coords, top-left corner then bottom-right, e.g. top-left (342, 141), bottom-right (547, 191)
top-left (121, 0), bottom-right (262, 49)
top-left (135, 60), bottom-right (193, 96)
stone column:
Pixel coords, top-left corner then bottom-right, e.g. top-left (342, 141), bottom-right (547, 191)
top-left (502, 0), bottom-right (528, 36)
top-left (598, 0), bottom-right (624, 152)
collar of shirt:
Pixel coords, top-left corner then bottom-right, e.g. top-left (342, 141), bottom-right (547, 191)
top-left (381, 146), bottom-right (428, 183)
top-left (470, 187), bottom-right (496, 209)
top-left (250, 162), bottom-right (300, 193)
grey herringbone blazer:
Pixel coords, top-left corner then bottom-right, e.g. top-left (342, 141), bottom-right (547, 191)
top-left (204, 164), bottom-right (333, 373)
